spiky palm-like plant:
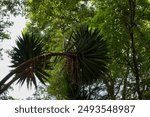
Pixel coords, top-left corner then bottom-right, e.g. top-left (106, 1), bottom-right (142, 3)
top-left (65, 26), bottom-right (108, 85)
top-left (0, 33), bottom-right (52, 94)
top-left (0, 25), bottom-right (109, 96)
top-left (10, 33), bottom-right (51, 88)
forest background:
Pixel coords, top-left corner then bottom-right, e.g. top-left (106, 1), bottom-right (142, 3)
top-left (0, 0), bottom-right (150, 100)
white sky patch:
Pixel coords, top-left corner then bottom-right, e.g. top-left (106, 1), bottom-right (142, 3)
top-left (0, 15), bottom-right (35, 99)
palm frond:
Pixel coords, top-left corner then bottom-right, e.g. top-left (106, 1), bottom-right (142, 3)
top-left (10, 33), bottom-right (50, 89)
top-left (65, 25), bottom-right (109, 85)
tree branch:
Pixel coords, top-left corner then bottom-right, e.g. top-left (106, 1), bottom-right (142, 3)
top-left (0, 52), bottom-right (75, 95)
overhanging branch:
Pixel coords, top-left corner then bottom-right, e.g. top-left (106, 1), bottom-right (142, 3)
top-left (0, 52), bottom-right (75, 95)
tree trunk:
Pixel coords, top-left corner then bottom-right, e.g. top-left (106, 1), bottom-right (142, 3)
top-left (128, 0), bottom-right (142, 99)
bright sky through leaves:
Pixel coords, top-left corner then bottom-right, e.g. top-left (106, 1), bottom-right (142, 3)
top-left (0, 15), bottom-right (35, 99)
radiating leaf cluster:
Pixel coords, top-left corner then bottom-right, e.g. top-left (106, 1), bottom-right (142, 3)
top-left (10, 33), bottom-right (50, 88)
top-left (65, 26), bottom-right (108, 85)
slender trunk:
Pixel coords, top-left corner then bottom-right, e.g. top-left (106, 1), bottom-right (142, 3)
top-left (0, 72), bottom-right (24, 94)
top-left (122, 77), bottom-right (127, 99)
top-left (128, 0), bottom-right (142, 99)
top-left (110, 78), bottom-right (115, 100)
top-left (122, 47), bottom-right (130, 100)
top-left (105, 73), bottom-right (115, 100)
top-left (0, 70), bottom-right (16, 88)
top-left (122, 68), bottom-right (128, 100)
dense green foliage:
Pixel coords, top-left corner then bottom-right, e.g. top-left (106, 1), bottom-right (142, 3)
top-left (91, 0), bottom-right (150, 99)
top-left (0, 0), bottom-right (150, 100)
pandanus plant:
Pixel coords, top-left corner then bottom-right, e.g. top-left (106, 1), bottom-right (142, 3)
top-left (0, 25), bottom-right (108, 95)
